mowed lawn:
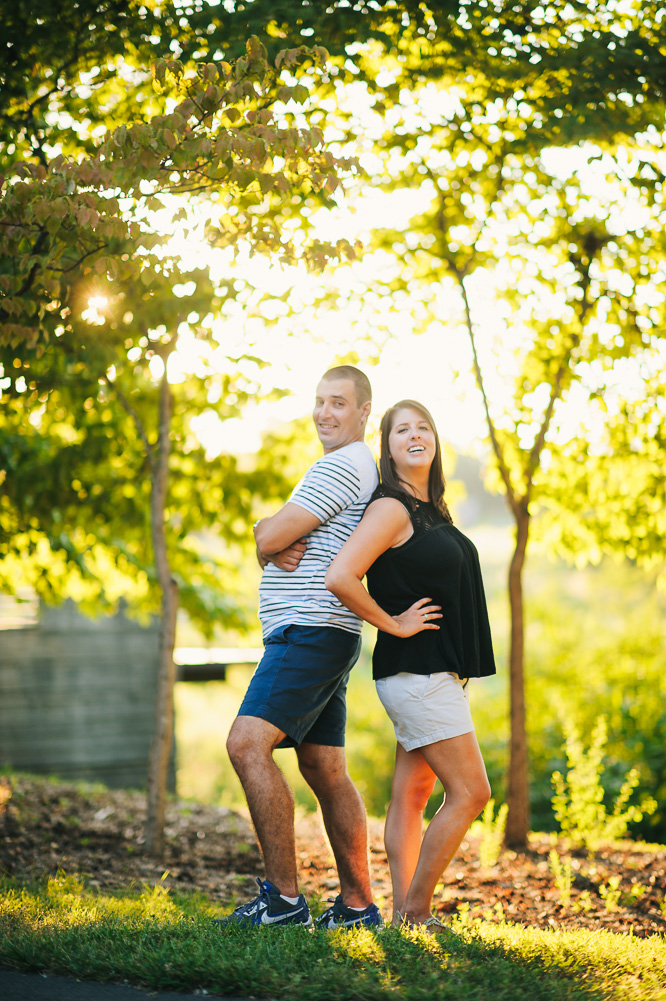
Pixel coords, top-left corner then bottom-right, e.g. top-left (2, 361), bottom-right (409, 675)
top-left (1, 873), bottom-right (665, 1001)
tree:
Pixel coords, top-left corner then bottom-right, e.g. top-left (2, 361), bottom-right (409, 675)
top-left (534, 372), bottom-right (666, 580)
top-left (196, 0), bottom-right (665, 846)
top-left (362, 139), bottom-right (663, 845)
top-left (4, 0), bottom-right (665, 852)
top-left (0, 32), bottom-right (358, 854)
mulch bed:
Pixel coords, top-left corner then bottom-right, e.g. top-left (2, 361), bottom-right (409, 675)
top-left (1, 774), bottom-right (665, 937)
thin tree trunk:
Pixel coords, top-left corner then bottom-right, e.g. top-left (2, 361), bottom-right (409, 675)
top-left (504, 505), bottom-right (530, 847)
top-left (458, 273), bottom-right (531, 846)
top-left (145, 364), bottom-right (179, 857)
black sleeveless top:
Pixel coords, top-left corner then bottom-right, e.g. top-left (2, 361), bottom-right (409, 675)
top-left (366, 490), bottom-right (496, 682)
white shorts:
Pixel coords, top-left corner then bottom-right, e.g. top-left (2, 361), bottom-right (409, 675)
top-left (375, 671), bottom-right (474, 752)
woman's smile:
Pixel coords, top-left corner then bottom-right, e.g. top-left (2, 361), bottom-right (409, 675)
top-left (389, 407), bottom-right (436, 478)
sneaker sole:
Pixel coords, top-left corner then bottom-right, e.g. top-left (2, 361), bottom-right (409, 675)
top-left (215, 914), bottom-right (313, 929)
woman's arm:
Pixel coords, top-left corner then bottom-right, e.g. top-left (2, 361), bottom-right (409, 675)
top-left (325, 498), bottom-right (441, 638)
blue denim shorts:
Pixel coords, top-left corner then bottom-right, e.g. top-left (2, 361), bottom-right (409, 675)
top-left (237, 624), bottom-right (362, 748)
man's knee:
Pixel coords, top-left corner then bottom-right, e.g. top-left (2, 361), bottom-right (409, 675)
top-left (226, 720), bottom-right (250, 772)
top-left (297, 744), bottom-right (349, 794)
top-left (227, 715), bottom-right (281, 773)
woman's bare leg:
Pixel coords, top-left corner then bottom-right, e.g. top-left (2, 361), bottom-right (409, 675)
top-left (383, 743), bottom-right (437, 921)
top-left (401, 730), bottom-right (490, 924)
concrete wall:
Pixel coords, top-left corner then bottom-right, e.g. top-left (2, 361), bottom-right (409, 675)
top-left (0, 601), bottom-right (167, 789)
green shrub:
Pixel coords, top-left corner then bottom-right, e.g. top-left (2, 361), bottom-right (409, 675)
top-left (471, 798), bottom-right (508, 868)
top-left (548, 850), bottom-right (573, 908)
top-left (599, 876), bottom-right (622, 912)
top-left (551, 715), bottom-right (656, 850)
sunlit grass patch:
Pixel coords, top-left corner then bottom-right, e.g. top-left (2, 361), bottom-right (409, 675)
top-left (455, 917), bottom-right (666, 1001)
top-left (331, 924), bottom-right (387, 963)
top-left (1, 874), bottom-right (665, 1000)
top-left (2, 871), bottom-right (182, 928)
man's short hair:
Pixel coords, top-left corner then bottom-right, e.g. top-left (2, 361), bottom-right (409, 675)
top-left (321, 365), bottom-right (372, 407)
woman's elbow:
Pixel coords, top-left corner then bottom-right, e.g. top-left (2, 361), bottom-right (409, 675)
top-left (325, 564), bottom-right (345, 596)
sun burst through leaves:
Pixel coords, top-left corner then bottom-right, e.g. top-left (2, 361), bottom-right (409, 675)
top-left (82, 295), bottom-right (109, 325)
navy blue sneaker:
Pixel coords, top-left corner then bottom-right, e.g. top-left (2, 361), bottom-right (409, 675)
top-left (315, 895), bottom-right (384, 930)
top-left (214, 878), bottom-right (312, 928)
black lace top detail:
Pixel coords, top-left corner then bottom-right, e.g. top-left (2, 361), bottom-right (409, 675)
top-left (370, 485), bottom-right (450, 534)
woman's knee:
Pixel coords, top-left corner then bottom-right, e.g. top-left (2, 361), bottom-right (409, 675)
top-left (464, 776), bottom-right (492, 819)
top-left (393, 772), bottom-right (437, 814)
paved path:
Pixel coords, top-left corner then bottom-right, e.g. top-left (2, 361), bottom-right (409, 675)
top-left (0, 969), bottom-right (254, 1001)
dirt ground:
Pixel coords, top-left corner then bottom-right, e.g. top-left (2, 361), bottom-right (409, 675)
top-left (1, 774), bottom-right (665, 937)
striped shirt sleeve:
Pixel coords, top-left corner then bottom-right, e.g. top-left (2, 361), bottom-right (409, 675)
top-left (289, 452), bottom-right (361, 523)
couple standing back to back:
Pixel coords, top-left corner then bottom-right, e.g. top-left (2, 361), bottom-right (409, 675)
top-left (224, 365), bottom-right (496, 930)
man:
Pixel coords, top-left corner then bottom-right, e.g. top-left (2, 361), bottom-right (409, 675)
top-left (223, 365), bottom-right (381, 929)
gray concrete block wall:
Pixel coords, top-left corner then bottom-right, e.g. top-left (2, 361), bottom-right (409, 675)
top-left (0, 601), bottom-right (168, 789)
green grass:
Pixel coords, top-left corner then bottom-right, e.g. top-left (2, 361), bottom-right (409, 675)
top-left (1, 872), bottom-right (664, 1000)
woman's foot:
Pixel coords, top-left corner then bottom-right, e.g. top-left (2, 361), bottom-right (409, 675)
top-left (395, 910), bottom-right (447, 931)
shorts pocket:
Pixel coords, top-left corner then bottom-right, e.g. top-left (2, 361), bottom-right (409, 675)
top-left (376, 672), bottom-right (431, 714)
top-left (412, 674), bottom-right (432, 701)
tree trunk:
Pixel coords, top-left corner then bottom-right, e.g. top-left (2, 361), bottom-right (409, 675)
top-left (504, 505), bottom-right (530, 848)
top-left (145, 366), bottom-right (179, 857)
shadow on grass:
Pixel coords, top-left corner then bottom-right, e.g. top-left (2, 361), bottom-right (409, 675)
top-left (1, 876), bottom-right (664, 1001)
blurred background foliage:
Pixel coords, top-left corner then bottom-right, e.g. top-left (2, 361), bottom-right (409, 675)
top-left (1, 1), bottom-right (665, 843)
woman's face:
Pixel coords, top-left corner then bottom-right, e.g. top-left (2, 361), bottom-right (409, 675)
top-left (387, 407), bottom-right (437, 480)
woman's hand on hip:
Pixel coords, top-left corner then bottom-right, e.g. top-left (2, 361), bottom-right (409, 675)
top-left (391, 597), bottom-right (442, 638)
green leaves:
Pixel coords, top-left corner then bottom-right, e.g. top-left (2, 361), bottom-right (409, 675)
top-left (552, 715), bottom-right (657, 850)
top-left (0, 31), bottom-right (359, 352)
top-left (0, 22), bottom-right (362, 624)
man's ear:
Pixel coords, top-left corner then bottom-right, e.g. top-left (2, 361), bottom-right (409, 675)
top-left (361, 400), bottom-right (371, 422)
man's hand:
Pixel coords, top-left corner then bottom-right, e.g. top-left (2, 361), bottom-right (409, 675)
top-left (254, 503), bottom-right (321, 555)
top-left (267, 539), bottom-right (307, 572)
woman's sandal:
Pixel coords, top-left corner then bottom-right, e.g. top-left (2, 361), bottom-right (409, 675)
top-left (396, 911), bottom-right (447, 932)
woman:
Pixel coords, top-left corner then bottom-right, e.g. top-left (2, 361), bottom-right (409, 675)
top-left (325, 400), bottom-right (496, 928)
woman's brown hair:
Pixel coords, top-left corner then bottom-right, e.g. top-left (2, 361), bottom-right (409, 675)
top-left (378, 399), bottom-right (453, 523)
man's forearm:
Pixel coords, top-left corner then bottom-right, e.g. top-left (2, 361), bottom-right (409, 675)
top-left (254, 503), bottom-right (321, 554)
top-left (253, 519), bottom-right (268, 569)
top-left (256, 543), bottom-right (269, 570)
top-left (254, 519), bottom-right (307, 573)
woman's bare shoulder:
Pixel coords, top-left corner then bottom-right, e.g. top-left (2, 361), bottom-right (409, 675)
top-left (364, 495), bottom-right (411, 524)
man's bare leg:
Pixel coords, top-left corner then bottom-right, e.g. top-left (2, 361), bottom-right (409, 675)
top-left (296, 742), bottom-right (372, 908)
top-left (226, 714), bottom-right (299, 897)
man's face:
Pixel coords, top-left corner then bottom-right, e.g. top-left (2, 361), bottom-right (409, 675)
top-left (312, 377), bottom-right (370, 453)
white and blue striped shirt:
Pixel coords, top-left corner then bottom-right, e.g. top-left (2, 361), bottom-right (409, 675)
top-left (258, 441), bottom-right (378, 639)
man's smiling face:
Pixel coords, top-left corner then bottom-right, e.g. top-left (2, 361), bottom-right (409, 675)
top-left (312, 377), bottom-right (370, 453)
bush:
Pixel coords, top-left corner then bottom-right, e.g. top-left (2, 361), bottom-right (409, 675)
top-left (551, 715), bottom-right (656, 850)
top-left (470, 799), bottom-right (508, 868)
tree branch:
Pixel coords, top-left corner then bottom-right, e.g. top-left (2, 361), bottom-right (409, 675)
top-left (101, 372), bottom-right (156, 473)
top-left (524, 252), bottom-right (596, 497)
top-left (430, 168), bottom-right (519, 513)
top-left (458, 272), bottom-right (521, 515)
top-left (56, 242), bottom-right (109, 273)
top-left (17, 236), bottom-right (48, 292)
